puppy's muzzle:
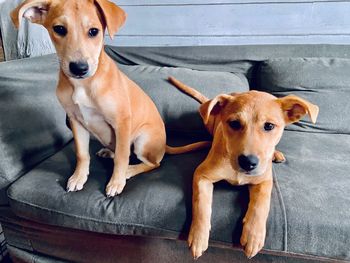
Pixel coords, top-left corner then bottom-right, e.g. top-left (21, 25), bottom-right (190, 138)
top-left (69, 61), bottom-right (89, 78)
top-left (238, 154), bottom-right (259, 172)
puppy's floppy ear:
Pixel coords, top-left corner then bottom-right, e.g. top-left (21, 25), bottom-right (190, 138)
top-left (199, 94), bottom-right (231, 125)
top-left (11, 0), bottom-right (52, 28)
top-left (94, 0), bottom-right (126, 39)
top-left (277, 94), bottom-right (319, 125)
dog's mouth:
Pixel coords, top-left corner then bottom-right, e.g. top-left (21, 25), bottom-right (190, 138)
top-left (239, 168), bottom-right (261, 176)
top-left (64, 70), bottom-right (92, 80)
top-left (239, 169), bottom-right (258, 176)
top-left (70, 74), bottom-right (89, 79)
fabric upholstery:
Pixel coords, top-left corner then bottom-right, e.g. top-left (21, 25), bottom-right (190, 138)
top-left (257, 58), bottom-right (350, 134)
top-left (5, 244), bottom-right (328, 263)
top-left (0, 190), bottom-right (8, 207)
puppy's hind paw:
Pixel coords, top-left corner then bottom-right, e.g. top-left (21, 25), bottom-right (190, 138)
top-left (96, 148), bottom-right (115, 159)
top-left (273, 150), bottom-right (286, 163)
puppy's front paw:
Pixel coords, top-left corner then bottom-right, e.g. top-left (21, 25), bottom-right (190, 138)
top-left (240, 220), bottom-right (266, 259)
top-left (66, 173), bottom-right (88, 192)
top-left (188, 224), bottom-right (210, 259)
top-left (106, 177), bottom-right (126, 197)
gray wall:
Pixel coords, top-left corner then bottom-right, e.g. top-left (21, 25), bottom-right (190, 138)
top-left (107, 0), bottom-right (350, 46)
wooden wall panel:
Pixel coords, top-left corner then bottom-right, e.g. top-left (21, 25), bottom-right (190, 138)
top-left (105, 0), bottom-right (350, 46)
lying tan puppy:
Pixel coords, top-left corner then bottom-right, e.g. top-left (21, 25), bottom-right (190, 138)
top-left (169, 77), bottom-right (319, 258)
top-left (11, 0), bottom-right (209, 197)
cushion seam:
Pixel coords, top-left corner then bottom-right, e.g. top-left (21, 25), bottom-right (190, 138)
top-left (0, 175), bottom-right (10, 184)
top-left (272, 165), bottom-right (288, 252)
top-left (259, 248), bottom-right (348, 263)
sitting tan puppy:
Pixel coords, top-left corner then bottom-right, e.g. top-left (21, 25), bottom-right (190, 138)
top-left (11, 0), bottom-right (208, 197)
top-left (169, 77), bottom-right (319, 259)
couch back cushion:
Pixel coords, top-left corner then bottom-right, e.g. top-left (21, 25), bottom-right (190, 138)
top-left (257, 58), bottom-right (350, 134)
top-left (0, 55), bottom-right (72, 194)
top-left (119, 64), bottom-right (249, 134)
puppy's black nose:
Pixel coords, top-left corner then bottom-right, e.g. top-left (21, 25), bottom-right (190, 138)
top-left (238, 154), bottom-right (259, 172)
top-left (69, 61), bottom-right (89, 76)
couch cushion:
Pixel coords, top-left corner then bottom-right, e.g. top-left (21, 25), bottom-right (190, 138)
top-left (273, 131), bottom-right (350, 260)
top-left (7, 137), bottom-right (284, 252)
top-left (119, 64), bottom-right (249, 134)
top-left (257, 58), bottom-right (350, 134)
top-left (8, 131), bottom-right (350, 260)
top-left (0, 54), bottom-right (72, 204)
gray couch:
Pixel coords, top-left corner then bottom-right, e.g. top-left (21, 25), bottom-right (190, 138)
top-left (0, 45), bottom-right (349, 263)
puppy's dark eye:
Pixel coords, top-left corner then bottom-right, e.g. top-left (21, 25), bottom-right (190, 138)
top-left (53, 25), bottom-right (67, 37)
top-left (228, 120), bottom-right (242, 130)
top-left (264, 122), bottom-right (275, 131)
top-left (88, 28), bottom-right (99, 37)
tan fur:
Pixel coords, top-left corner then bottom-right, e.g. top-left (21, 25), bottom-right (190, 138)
top-left (11, 0), bottom-right (209, 197)
top-left (169, 77), bottom-right (319, 258)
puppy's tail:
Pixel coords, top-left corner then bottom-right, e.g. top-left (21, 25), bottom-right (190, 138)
top-left (165, 141), bottom-right (211, 154)
top-left (166, 77), bottom-right (212, 154)
top-left (168, 76), bottom-right (209, 104)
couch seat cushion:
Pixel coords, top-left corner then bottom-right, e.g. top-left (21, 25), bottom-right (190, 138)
top-left (7, 131), bottom-right (350, 261)
top-left (272, 131), bottom-right (350, 260)
top-left (7, 137), bottom-right (284, 250)
top-left (257, 57), bottom-right (350, 134)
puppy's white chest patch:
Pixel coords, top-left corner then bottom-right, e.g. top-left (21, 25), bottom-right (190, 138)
top-left (72, 86), bottom-right (94, 108)
top-left (72, 86), bottom-right (97, 125)
top-left (70, 86), bottom-right (114, 148)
